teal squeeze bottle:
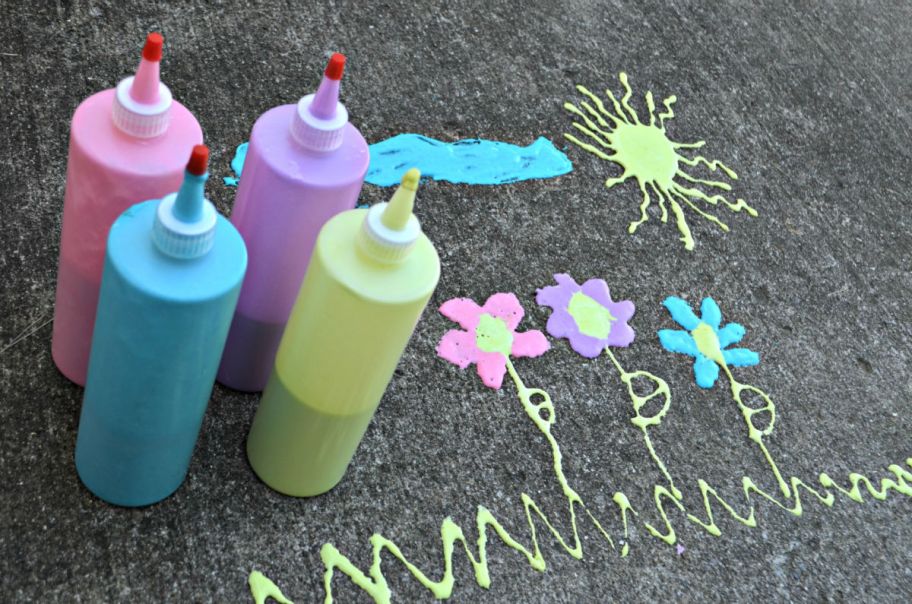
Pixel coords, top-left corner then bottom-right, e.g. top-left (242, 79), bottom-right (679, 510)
top-left (75, 145), bottom-right (247, 507)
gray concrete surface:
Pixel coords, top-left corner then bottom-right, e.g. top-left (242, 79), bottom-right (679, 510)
top-left (2, 0), bottom-right (911, 601)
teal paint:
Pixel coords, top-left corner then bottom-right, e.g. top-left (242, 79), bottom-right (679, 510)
top-left (365, 134), bottom-right (572, 186)
top-left (224, 135), bottom-right (572, 188)
top-left (223, 142), bottom-right (247, 186)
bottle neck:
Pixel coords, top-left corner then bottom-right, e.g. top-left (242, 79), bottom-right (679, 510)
top-left (289, 94), bottom-right (348, 152)
top-left (111, 76), bottom-right (172, 138)
top-left (173, 173), bottom-right (206, 222)
top-left (357, 204), bottom-right (420, 264)
top-left (152, 174), bottom-right (217, 259)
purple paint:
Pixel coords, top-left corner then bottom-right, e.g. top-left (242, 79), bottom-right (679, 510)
top-left (217, 53), bottom-right (369, 392)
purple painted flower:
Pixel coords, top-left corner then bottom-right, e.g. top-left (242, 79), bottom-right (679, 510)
top-left (536, 273), bottom-right (635, 358)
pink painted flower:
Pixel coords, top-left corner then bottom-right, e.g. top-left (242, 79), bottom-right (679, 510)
top-left (536, 273), bottom-right (635, 358)
top-left (436, 292), bottom-right (550, 389)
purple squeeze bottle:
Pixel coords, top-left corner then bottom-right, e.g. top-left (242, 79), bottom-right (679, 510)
top-left (52, 32), bottom-right (203, 385)
top-left (217, 53), bottom-right (369, 392)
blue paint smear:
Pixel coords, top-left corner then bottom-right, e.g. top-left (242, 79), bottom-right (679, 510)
top-left (365, 134), bottom-right (572, 186)
top-left (223, 142), bottom-right (248, 187)
top-left (223, 135), bottom-right (572, 189)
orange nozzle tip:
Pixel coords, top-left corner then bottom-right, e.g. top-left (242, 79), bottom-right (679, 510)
top-left (325, 53), bottom-right (346, 80)
top-left (142, 32), bottom-right (164, 62)
top-left (186, 145), bottom-right (209, 176)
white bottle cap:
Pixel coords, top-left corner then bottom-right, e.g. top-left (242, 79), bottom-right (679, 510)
top-left (359, 169), bottom-right (422, 263)
top-left (111, 76), bottom-right (172, 138)
top-left (153, 192), bottom-right (217, 258)
top-left (290, 93), bottom-right (348, 152)
top-left (152, 145), bottom-right (217, 259)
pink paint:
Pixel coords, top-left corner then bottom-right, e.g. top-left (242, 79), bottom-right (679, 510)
top-left (217, 53), bottom-right (369, 392)
top-left (437, 293), bottom-right (550, 390)
top-left (51, 33), bottom-right (203, 385)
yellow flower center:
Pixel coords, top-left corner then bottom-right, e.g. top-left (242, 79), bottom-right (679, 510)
top-left (567, 291), bottom-right (615, 339)
top-left (475, 314), bottom-right (513, 356)
top-left (691, 322), bottom-right (726, 366)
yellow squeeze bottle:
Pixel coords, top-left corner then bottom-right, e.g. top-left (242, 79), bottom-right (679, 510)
top-left (246, 169), bottom-right (440, 496)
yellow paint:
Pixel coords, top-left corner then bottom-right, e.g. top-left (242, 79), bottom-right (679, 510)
top-left (604, 348), bottom-right (681, 500)
top-left (248, 570), bottom-right (293, 604)
top-left (692, 322), bottom-right (725, 366)
top-left (567, 292), bottom-right (616, 339)
top-left (475, 314), bottom-right (514, 356)
top-left (305, 351), bottom-right (912, 603)
top-left (319, 359), bottom-right (628, 603)
top-left (691, 321), bottom-right (788, 496)
top-left (564, 72), bottom-right (758, 250)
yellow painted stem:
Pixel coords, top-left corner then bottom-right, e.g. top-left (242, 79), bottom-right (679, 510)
top-left (604, 349), bottom-right (682, 500)
top-left (721, 365), bottom-right (791, 498)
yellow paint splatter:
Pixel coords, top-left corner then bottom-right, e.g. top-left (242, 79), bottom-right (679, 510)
top-left (564, 72), bottom-right (758, 250)
top-left (248, 570), bottom-right (293, 604)
top-left (313, 354), bottom-right (912, 603)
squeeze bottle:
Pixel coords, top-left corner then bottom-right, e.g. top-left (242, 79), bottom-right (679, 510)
top-left (246, 169), bottom-right (439, 497)
top-left (217, 53), bottom-right (370, 392)
top-left (75, 146), bottom-right (247, 507)
top-left (52, 32), bottom-right (204, 385)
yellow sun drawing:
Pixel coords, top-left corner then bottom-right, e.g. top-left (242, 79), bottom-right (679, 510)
top-left (564, 72), bottom-right (758, 250)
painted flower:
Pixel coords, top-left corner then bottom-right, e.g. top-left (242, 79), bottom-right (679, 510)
top-left (535, 273), bottom-right (635, 358)
top-left (658, 296), bottom-right (759, 389)
top-left (437, 293), bottom-right (550, 389)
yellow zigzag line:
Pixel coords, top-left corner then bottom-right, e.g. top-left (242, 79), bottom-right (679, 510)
top-left (319, 458), bottom-right (912, 603)
top-left (315, 359), bottom-right (912, 603)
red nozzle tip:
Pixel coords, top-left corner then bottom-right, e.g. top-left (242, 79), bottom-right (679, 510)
top-left (186, 145), bottom-right (209, 176)
top-left (324, 53), bottom-right (345, 80)
top-left (142, 32), bottom-right (164, 62)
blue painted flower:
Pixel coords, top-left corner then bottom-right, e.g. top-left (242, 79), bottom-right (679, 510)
top-left (658, 296), bottom-right (759, 389)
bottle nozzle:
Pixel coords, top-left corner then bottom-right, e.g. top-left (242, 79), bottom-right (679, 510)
top-left (153, 145), bottom-right (217, 259)
top-left (130, 32), bottom-right (164, 104)
top-left (185, 144), bottom-right (209, 177)
top-left (310, 53), bottom-right (345, 120)
top-left (360, 168), bottom-right (423, 262)
top-left (174, 145), bottom-right (209, 222)
top-left (381, 169), bottom-right (420, 230)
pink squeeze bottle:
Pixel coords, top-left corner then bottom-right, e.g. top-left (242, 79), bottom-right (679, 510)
top-left (217, 53), bottom-right (369, 392)
top-left (52, 32), bottom-right (203, 385)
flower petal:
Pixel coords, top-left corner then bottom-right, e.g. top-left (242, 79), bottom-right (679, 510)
top-left (605, 320), bottom-right (635, 348)
top-left (439, 298), bottom-right (483, 330)
top-left (663, 296), bottom-right (700, 330)
top-left (537, 272), bottom-right (579, 305)
top-left (545, 308), bottom-right (578, 340)
top-left (658, 329), bottom-right (698, 357)
top-left (511, 329), bottom-right (550, 358)
top-left (536, 285), bottom-right (569, 312)
top-left (693, 354), bottom-right (720, 389)
top-left (566, 331), bottom-right (606, 358)
top-left (717, 322), bottom-right (746, 348)
top-left (482, 292), bottom-right (524, 330)
top-left (722, 348), bottom-right (760, 367)
top-left (436, 329), bottom-right (478, 369)
top-left (609, 299), bottom-right (636, 324)
top-left (700, 298), bottom-right (722, 330)
top-left (580, 278), bottom-right (614, 309)
top-left (475, 351), bottom-right (508, 390)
